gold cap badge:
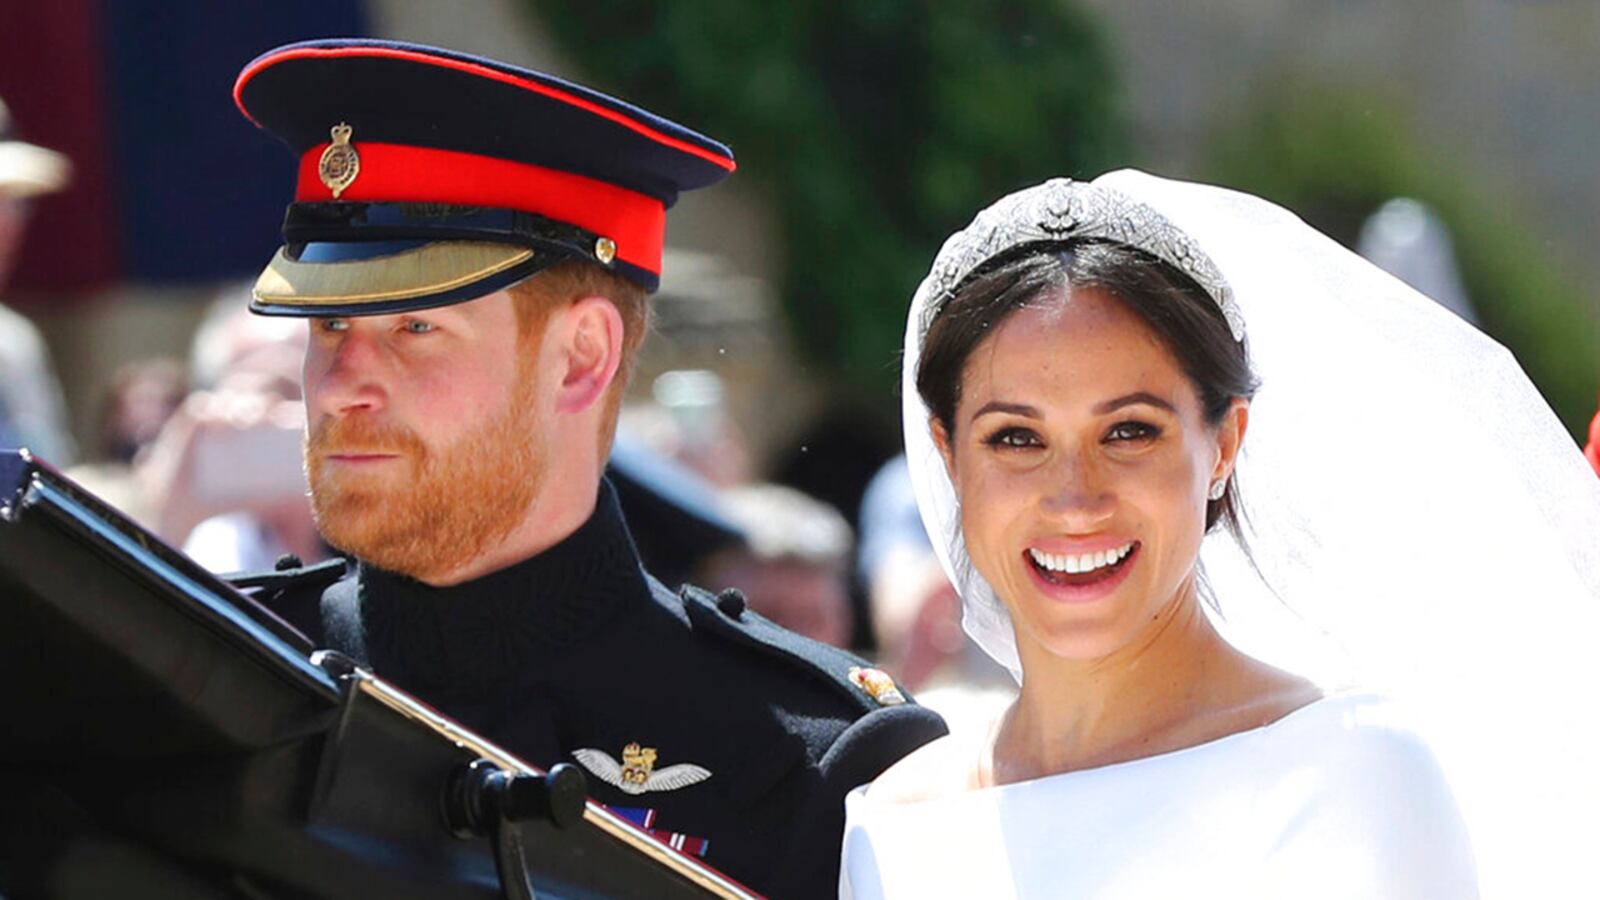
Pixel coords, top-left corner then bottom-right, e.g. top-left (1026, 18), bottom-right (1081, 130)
top-left (594, 236), bottom-right (617, 265)
top-left (318, 122), bottom-right (361, 198)
top-left (848, 666), bottom-right (907, 706)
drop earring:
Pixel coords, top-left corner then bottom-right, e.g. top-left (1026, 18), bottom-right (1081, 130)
top-left (1207, 479), bottom-right (1227, 501)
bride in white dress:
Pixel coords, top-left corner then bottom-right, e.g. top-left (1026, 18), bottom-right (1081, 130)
top-left (841, 172), bottom-right (1600, 899)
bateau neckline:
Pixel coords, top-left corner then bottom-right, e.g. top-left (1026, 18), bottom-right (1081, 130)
top-left (867, 689), bottom-right (1386, 806)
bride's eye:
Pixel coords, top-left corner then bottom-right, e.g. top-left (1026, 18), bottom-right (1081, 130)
top-left (982, 426), bottom-right (1042, 450)
top-left (1105, 421), bottom-right (1160, 443)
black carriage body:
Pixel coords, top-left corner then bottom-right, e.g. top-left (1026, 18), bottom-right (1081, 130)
top-left (0, 449), bottom-right (750, 899)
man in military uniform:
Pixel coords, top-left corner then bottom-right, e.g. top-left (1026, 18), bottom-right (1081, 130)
top-left (228, 40), bottom-right (945, 898)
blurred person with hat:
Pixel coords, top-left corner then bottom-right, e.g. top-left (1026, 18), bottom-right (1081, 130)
top-left (226, 40), bottom-right (944, 897)
top-left (700, 483), bottom-right (856, 649)
top-left (0, 95), bottom-right (76, 466)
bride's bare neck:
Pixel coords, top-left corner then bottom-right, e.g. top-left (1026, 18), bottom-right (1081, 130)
top-left (864, 586), bottom-right (1320, 807)
top-left (985, 589), bottom-right (1316, 786)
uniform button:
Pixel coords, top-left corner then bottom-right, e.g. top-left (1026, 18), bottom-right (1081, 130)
top-left (274, 553), bottom-right (303, 571)
top-left (716, 588), bottom-right (746, 618)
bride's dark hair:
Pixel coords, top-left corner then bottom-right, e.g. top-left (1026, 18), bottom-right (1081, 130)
top-left (915, 239), bottom-right (1259, 540)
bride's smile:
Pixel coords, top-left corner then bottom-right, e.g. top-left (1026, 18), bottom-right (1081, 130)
top-left (1021, 539), bottom-right (1139, 601)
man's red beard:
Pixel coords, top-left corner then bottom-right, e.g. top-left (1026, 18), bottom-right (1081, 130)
top-left (304, 371), bottom-right (544, 582)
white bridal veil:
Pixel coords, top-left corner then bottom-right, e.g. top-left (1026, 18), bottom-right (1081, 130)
top-left (901, 170), bottom-right (1600, 898)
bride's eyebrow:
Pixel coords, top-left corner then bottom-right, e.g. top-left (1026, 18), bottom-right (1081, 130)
top-left (1094, 392), bottom-right (1175, 415)
top-left (970, 400), bottom-right (1040, 422)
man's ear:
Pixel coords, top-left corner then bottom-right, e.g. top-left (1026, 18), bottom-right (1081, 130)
top-left (553, 295), bottom-right (625, 416)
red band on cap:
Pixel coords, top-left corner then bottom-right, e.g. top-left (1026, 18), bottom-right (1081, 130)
top-left (296, 143), bottom-right (665, 275)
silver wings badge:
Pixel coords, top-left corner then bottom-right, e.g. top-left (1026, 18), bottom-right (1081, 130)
top-left (571, 742), bottom-right (712, 796)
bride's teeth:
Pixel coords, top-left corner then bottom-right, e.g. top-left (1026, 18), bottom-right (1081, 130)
top-left (1031, 542), bottom-right (1135, 575)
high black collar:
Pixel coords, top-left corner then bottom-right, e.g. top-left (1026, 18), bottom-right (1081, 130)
top-left (356, 478), bottom-right (650, 693)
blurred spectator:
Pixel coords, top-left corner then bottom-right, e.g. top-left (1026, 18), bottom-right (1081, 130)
top-left (64, 358), bottom-right (186, 525)
top-left (620, 370), bottom-right (751, 488)
top-left (137, 286), bottom-right (322, 572)
top-left (606, 430), bottom-right (746, 590)
top-left (858, 455), bottom-right (954, 688)
top-left (0, 95), bottom-right (76, 465)
top-left (699, 483), bottom-right (853, 648)
top-left (98, 358), bottom-right (187, 464)
top-left (187, 287), bottom-right (305, 394)
top-left (857, 455), bottom-right (1013, 733)
top-left (1358, 198), bottom-right (1478, 325)
top-left (856, 451), bottom-right (932, 589)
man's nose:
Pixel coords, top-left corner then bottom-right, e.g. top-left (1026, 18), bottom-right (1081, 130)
top-left (308, 331), bottom-right (389, 418)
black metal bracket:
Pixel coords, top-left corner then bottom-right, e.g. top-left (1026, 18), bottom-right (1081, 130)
top-left (441, 759), bottom-right (588, 900)
top-left (442, 758), bottom-right (588, 837)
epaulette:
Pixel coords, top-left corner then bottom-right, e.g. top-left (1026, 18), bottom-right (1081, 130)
top-left (225, 556), bottom-right (349, 594)
top-left (678, 583), bottom-right (914, 716)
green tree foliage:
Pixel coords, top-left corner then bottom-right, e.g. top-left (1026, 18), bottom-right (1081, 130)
top-left (1211, 85), bottom-right (1600, 439)
top-left (530, 1), bottom-right (1122, 390)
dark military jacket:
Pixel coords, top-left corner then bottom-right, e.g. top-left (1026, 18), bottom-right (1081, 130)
top-left (238, 480), bottom-right (946, 899)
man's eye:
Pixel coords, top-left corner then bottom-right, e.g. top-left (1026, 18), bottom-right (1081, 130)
top-left (403, 319), bottom-right (437, 334)
top-left (1105, 421), bottom-right (1160, 443)
top-left (983, 427), bottom-right (1041, 450)
top-left (318, 317), bottom-right (350, 333)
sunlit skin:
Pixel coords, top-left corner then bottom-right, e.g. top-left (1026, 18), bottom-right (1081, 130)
top-left (871, 287), bottom-right (1317, 802)
top-left (302, 285), bottom-right (624, 586)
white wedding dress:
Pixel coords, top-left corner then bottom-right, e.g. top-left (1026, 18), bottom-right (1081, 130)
top-left (840, 692), bottom-right (1476, 900)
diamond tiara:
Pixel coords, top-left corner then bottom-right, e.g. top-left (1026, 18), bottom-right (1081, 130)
top-left (916, 178), bottom-right (1244, 342)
